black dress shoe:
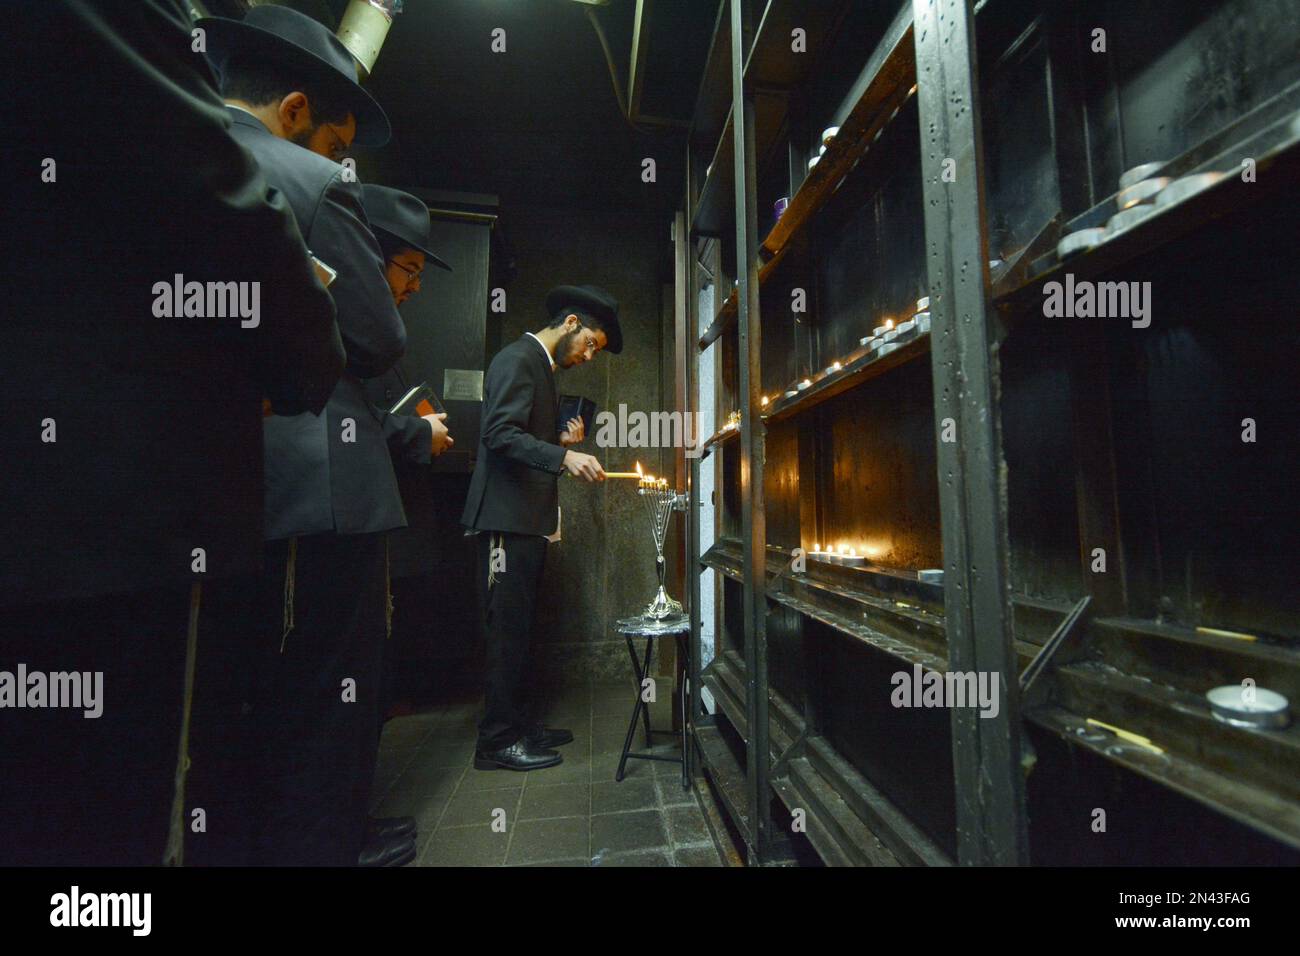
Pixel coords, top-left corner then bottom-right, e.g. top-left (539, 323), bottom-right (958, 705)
top-left (367, 816), bottom-right (416, 841)
top-left (358, 829), bottom-right (416, 867)
top-left (525, 727), bottom-right (574, 749)
top-left (474, 740), bottom-right (562, 771)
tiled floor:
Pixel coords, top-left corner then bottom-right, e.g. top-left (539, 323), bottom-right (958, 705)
top-left (370, 682), bottom-right (725, 867)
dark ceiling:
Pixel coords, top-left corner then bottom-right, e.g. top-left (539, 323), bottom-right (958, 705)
top-left (225, 0), bottom-right (719, 218)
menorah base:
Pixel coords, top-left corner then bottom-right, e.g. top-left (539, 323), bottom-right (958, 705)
top-left (643, 585), bottom-right (684, 621)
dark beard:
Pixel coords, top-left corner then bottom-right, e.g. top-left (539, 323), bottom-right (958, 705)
top-left (555, 328), bottom-right (580, 365)
top-left (289, 125), bottom-right (317, 150)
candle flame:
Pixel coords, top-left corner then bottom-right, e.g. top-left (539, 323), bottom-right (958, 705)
top-left (885, 319), bottom-right (895, 330)
top-left (635, 461), bottom-right (643, 476)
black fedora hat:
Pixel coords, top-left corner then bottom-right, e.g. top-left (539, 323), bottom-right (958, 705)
top-left (199, 5), bottom-right (391, 147)
top-left (361, 185), bottom-right (452, 272)
top-left (545, 285), bottom-right (622, 354)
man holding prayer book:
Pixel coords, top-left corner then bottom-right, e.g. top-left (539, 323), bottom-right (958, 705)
top-left (461, 285), bottom-right (622, 772)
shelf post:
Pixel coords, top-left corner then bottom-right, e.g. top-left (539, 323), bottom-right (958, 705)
top-left (730, 0), bottom-right (772, 863)
top-left (913, 0), bottom-right (1030, 866)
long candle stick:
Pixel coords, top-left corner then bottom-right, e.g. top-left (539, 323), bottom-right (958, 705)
top-left (603, 472), bottom-right (643, 479)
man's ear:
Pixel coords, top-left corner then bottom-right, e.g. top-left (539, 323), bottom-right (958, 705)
top-left (278, 91), bottom-right (311, 136)
top-left (564, 312), bottom-right (581, 331)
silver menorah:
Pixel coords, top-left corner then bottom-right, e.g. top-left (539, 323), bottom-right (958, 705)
top-left (637, 479), bottom-right (689, 620)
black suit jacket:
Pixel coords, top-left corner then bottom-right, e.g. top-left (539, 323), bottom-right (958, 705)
top-left (227, 109), bottom-right (411, 540)
top-left (1, 0), bottom-right (344, 606)
top-left (365, 365), bottom-right (435, 468)
top-left (461, 336), bottom-right (567, 536)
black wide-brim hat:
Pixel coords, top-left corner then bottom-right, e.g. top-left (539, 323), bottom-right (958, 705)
top-left (546, 285), bottom-right (622, 354)
top-left (199, 5), bottom-right (391, 147)
top-left (361, 185), bottom-right (452, 272)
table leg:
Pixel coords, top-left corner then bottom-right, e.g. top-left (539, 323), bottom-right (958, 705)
top-left (616, 634), bottom-right (644, 782)
top-left (640, 637), bottom-right (655, 748)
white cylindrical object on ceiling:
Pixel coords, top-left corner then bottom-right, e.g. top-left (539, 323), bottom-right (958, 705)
top-left (338, 0), bottom-right (395, 78)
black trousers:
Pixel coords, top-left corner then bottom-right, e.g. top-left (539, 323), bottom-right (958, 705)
top-left (188, 531), bottom-right (387, 866)
top-left (476, 531), bottom-right (548, 751)
top-left (0, 587), bottom-right (192, 866)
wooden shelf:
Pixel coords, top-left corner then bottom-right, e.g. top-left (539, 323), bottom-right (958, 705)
top-left (762, 545), bottom-right (948, 671)
top-left (691, 95), bottom-right (790, 239)
top-left (1032, 688), bottom-right (1300, 850)
top-left (762, 330), bottom-right (930, 423)
top-left (698, 421), bottom-right (739, 457)
top-left (702, 652), bottom-right (749, 742)
top-left (771, 737), bottom-right (952, 866)
top-left (766, 583), bottom-right (947, 674)
top-left (760, 2), bottom-right (915, 261)
top-left (995, 116), bottom-right (1300, 316)
top-left (692, 723), bottom-right (751, 843)
top-left (696, 4), bottom-right (917, 349)
top-left (697, 246), bottom-right (789, 349)
top-left (700, 539), bottom-right (744, 582)
top-left (690, 1), bottom-right (850, 241)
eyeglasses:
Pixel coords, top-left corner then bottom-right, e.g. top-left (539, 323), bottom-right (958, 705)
top-left (322, 123), bottom-right (350, 162)
top-left (389, 258), bottom-right (422, 286)
top-left (578, 327), bottom-right (602, 357)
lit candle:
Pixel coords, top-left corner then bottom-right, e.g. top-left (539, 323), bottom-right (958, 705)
top-left (797, 378), bottom-right (812, 391)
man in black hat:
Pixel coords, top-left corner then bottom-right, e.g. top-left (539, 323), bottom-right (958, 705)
top-left (1, 0), bottom-right (343, 865)
top-left (187, 5), bottom-right (415, 867)
top-left (462, 286), bottom-right (621, 771)
top-left (360, 184), bottom-right (456, 467)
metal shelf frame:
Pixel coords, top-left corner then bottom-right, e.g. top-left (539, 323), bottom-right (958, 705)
top-left (676, 0), bottom-right (1300, 868)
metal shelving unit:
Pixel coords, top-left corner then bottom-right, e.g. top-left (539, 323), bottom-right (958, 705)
top-left (675, 0), bottom-right (1300, 867)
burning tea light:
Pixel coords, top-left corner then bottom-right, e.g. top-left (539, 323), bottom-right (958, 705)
top-left (826, 361), bottom-right (843, 375)
top-left (808, 543), bottom-right (865, 567)
top-left (797, 378), bottom-right (812, 391)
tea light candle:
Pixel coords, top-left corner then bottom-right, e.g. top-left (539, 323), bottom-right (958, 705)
top-left (821, 126), bottom-right (840, 146)
top-left (797, 378), bottom-right (812, 391)
top-left (826, 361), bottom-right (842, 375)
